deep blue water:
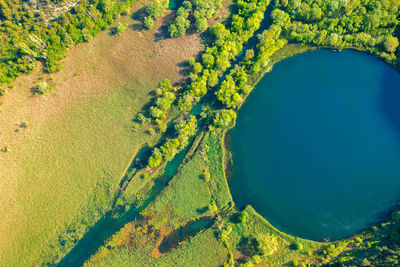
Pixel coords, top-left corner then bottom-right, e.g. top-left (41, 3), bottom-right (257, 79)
top-left (229, 50), bottom-right (400, 241)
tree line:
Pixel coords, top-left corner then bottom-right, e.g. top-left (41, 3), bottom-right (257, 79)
top-left (140, 0), bottom-right (271, 169)
top-left (274, 0), bottom-right (400, 64)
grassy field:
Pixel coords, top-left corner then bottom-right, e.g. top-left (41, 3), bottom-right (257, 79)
top-left (83, 131), bottom-right (323, 266)
top-left (84, 132), bottom-right (231, 266)
top-left (0, 0), bottom-right (202, 264)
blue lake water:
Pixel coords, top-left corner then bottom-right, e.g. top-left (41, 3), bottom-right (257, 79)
top-left (169, 0), bottom-right (177, 10)
top-left (229, 50), bottom-right (400, 241)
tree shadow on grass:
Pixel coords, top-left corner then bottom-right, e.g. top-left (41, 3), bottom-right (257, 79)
top-left (108, 26), bottom-right (118, 36)
top-left (130, 6), bottom-right (148, 32)
top-left (178, 60), bottom-right (191, 76)
top-left (154, 11), bottom-right (176, 42)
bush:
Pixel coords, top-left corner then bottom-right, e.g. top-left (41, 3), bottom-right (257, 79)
top-left (82, 28), bottom-right (93, 41)
top-left (21, 121), bottom-right (30, 128)
top-left (147, 127), bottom-right (156, 135)
top-left (290, 242), bottom-right (303, 251)
top-left (136, 113), bottom-right (151, 124)
top-left (132, 122), bottom-right (140, 132)
top-left (237, 210), bottom-right (248, 224)
top-left (116, 22), bottom-right (128, 35)
top-left (34, 82), bottom-right (52, 95)
top-left (144, 16), bottom-right (155, 30)
top-left (147, 0), bottom-right (168, 19)
top-left (2, 145), bottom-right (11, 152)
top-left (0, 83), bottom-right (8, 96)
top-left (202, 168), bottom-right (210, 182)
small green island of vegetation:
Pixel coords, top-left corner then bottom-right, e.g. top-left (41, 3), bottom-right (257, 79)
top-left (0, 0), bottom-right (400, 266)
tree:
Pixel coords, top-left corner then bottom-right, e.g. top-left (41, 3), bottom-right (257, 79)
top-left (155, 91), bottom-right (176, 110)
top-left (195, 16), bottom-right (208, 32)
top-left (147, 0), bottom-right (168, 19)
top-left (169, 16), bottom-right (190, 37)
top-left (213, 109), bottom-right (237, 128)
top-left (168, 24), bottom-right (179, 37)
top-left (216, 75), bottom-right (240, 108)
top-left (384, 35), bottom-right (399, 53)
top-left (193, 62), bottom-right (203, 74)
top-left (150, 106), bottom-right (166, 119)
top-left (0, 0), bottom-right (11, 20)
top-left (148, 148), bottom-right (163, 168)
top-left (159, 78), bottom-right (173, 91)
top-left (202, 53), bottom-right (215, 68)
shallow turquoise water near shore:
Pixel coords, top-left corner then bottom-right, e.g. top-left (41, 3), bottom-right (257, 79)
top-left (229, 50), bottom-right (400, 241)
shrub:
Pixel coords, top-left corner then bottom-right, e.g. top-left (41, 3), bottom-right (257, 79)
top-left (116, 22), bottom-right (128, 35)
top-left (147, 127), bottom-right (156, 135)
top-left (237, 210), bottom-right (248, 224)
top-left (132, 122), bottom-right (140, 132)
top-left (2, 145), bottom-right (11, 152)
top-left (202, 168), bottom-right (210, 182)
top-left (136, 113), bottom-right (151, 124)
top-left (0, 83), bottom-right (8, 96)
top-left (21, 121), bottom-right (30, 128)
top-left (121, 6), bottom-right (131, 16)
top-left (144, 16), bottom-right (155, 30)
top-left (82, 28), bottom-right (93, 41)
top-left (290, 242), bottom-right (303, 251)
top-left (34, 82), bottom-right (52, 95)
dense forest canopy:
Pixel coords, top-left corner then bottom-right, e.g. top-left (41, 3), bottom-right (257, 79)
top-left (275, 0), bottom-right (400, 63)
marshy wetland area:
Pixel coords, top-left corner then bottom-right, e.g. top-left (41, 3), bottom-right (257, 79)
top-left (1, 0), bottom-right (400, 266)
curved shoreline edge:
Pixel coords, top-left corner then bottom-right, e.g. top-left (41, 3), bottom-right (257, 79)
top-left (221, 43), bottom-right (400, 243)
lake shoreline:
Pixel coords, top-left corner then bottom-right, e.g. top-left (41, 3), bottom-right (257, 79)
top-left (223, 44), bottom-right (400, 242)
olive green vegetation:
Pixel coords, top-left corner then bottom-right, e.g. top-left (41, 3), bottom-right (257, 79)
top-left (0, 0), bottom-right (136, 84)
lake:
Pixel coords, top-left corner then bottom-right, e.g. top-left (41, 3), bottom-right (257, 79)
top-left (169, 0), bottom-right (178, 10)
top-left (229, 49), bottom-right (400, 241)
